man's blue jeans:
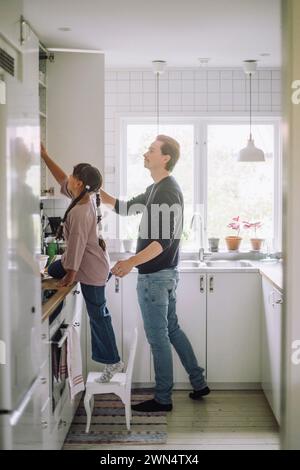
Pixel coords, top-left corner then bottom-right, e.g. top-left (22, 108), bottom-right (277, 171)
top-left (48, 260), bottom-right (120, 364)
top-left (137, 268), bottom-right (207, 404)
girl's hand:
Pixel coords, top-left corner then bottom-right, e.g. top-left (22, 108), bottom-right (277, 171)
top-left (40, 142), bottom-right (47, 160)
top-left (57, 270), bottom-right (77, 287)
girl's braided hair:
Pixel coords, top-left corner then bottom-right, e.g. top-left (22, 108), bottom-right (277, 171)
top-left (56, 163), bottom-right (106, 251)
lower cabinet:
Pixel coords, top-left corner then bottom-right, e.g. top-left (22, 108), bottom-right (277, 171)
top-left (206, 272), bottom-right (262, 387)
top-left (43, 283), bottom-right (87, 449)
top-left (261, 277), bottom-right (282, 423)
top-left (122, 272), bottom-right (152, 384)
top-left (102, 271), bottom-right (262, 388)
top-left (166, 272), bottom-right (206, 386)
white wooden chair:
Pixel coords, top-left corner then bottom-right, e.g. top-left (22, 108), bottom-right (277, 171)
top-left (84, 328), bottom-right (138, 432)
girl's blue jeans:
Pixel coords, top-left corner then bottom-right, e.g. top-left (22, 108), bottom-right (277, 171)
top-left (48, 260), bottom-right (120, 364)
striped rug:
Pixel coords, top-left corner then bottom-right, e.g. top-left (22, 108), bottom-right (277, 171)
top-left (63, 389), bottom-right (167, 447)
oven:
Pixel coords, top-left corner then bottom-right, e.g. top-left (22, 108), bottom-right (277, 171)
top-left (49, 301), bottom-right (69, 415)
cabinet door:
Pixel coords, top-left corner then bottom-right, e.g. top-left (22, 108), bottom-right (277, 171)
top-left (47, 53), bottom-right (105, 196)
top-left (262, 278), bottom-right (282, 423)
top-left (86, 277), bottom-right (122, 373)
top-left (171, 273), bottom-right (207, 385)
top-left (122, 272), bottom-right (151, 384)
top-left (207, 273), bottom-right (261, 384)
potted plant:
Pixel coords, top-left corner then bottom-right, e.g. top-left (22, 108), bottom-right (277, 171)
top-left (243, 220), bottom-right (264, 251)
top-left (225, 216), bottom-right (242, 251)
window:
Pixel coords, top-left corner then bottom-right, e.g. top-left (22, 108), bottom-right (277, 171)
top-left (120, 121), bottom-right (195, 247)
top-left (206, 123), bottom-right (279, 250)
top-left (119, 117), bottom-right (281, 252)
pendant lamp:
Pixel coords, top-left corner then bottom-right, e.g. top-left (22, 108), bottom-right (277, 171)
top-left (152, 60), bottom-right (166, 134)
top-left (238, 60), bottom-right (265, 162)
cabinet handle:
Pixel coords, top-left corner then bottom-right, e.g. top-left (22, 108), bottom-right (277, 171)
top-left (275, 298), bottom-right (283, 304)
top-left (41, 420), bottom-right (48, 429)
top-left (40, 377), bottom-right (47, 385)
top-left (41, 334), bottom-right (47, 340)
top-left (115, 278), bottom-right (120, 293)
top-left (73, 290), bottom-right (80, 295)
top-left (200, 275), bottom-right (204, 293)
top-left (73, 321), bottom-right (80, 327)
top-left (209, 275), bottom-right (214, 293)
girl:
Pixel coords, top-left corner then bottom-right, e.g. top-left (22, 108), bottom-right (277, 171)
top-left (41, 144), bottom-right (123, 382)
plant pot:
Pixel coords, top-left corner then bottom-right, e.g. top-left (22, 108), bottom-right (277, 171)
top-left (225, 236), bottom-right (242, 251)
top-left (250, 238), bottom-right (264, 251)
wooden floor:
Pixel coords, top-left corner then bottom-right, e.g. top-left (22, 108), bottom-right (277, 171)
top-left (65, 390), bottom-right (280, 450)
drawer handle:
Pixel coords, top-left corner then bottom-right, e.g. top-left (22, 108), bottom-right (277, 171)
top-left (41, 420), bottom-right (48, 429)
top-left (209, 276), bottom-right (214, 293)
top-left (115, 278), bottom-right (120, 293)
top-left (275, 299), bottom-right (283, 304)
top-left (40, 377), bottom-right (47, 385)
top-left (73, 290), bottom-right (80, 295)
top-left (200, 275), bottom-right (204, 293)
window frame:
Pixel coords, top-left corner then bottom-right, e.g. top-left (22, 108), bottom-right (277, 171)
top-left (117, 115), bottom-right (282, 251)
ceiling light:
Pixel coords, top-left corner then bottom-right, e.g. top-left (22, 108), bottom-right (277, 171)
top-left (152, 60), bottom-right (166, 133)
top-left (198, 58), bottom-right (210, 67)
top-left (238, 60), bottom-right (265, 162)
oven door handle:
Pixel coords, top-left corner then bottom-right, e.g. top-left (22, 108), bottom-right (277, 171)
top-left (51, 322), bottom-right (80, 348)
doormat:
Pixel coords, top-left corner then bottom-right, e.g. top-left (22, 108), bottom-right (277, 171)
top-left (63, 389), bottom-right (167, 447)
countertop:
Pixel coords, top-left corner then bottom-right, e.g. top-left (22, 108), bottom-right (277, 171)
top-left (256, 261), bottom-right (283, 293)
top-left (42, 278), bottom-right (76, 322)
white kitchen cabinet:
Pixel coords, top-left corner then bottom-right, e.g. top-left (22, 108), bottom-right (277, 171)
top-left (261, 277), bottom-right (282, 423)
top-left (86, 276), bottom-right (122, 374)
top-left (165, 272), bottom-right (206, 387)
top-left (47, 52), bottom-right (105, 196)
top-left (122, 272), bottom-right (152, 384)
top-left (206, 272), bottom-right (261, 386)
top-left (64, 284), bottom-right (86, 380)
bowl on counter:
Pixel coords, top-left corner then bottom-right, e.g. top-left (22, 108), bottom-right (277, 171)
top-left (37, 254), bottom-right (49, 273)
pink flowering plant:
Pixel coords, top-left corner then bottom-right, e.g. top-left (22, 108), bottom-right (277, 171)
top-left (227, 216), bottom-right (241, 236)
top-left (242, 220), bottom-right (263, 238)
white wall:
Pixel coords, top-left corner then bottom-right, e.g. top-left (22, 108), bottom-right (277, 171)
top-left (0, 0), bottom-right (24, 48)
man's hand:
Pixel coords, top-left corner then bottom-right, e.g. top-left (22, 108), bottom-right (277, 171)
top-left (111, 258), bottom-right (135, 278)
top-left (57, 270), bottom-right (77, 287)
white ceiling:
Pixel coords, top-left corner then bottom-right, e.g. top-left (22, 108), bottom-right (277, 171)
top-left (24, 0), bottom-right (281, 68)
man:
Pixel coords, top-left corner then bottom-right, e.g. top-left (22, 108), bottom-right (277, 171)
top-left (101, 135), bottom-right (210, 412)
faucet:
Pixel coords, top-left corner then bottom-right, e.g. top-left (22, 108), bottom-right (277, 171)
top-left (190, 213), bottom-right (205, 262)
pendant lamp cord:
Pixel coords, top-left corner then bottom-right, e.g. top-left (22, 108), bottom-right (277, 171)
top-left (156, 72), bottom-right (159, 134)
top-left (249, 72), bottom-right (252, 140)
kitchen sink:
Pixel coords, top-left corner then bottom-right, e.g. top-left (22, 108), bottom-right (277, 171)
top-left (204, 260), bottom-right (253, 268)
top-left (179, 260), bottom-right (202, 268)
top-left (179, 259), bottom-right (254, 269)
